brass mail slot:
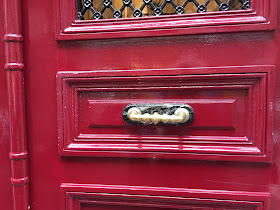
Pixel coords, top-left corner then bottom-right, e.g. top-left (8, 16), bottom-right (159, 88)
top-left (122, 104), bottom-right (194, 125)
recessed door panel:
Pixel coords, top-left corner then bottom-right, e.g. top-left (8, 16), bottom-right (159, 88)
top-left (57, 66), bottom-right (274, 162)
top-left (61, 184), bottom-right (270, 210)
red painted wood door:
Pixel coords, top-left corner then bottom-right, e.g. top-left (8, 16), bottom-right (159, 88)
top-left (2, 0), bottom-right (280, 209)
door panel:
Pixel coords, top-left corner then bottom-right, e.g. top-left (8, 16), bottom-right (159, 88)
top-left (57, 0), bottom-right (276, 39)
top-left (61, 184), bottom-right (270, 210)
top-left (1, 0), bottom-right (277, 208)
top-left (57, 67), bottom-right (274, 162)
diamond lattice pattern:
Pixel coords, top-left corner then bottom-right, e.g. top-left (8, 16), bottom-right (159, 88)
top-left (77, 0), bottom-right (250, 20)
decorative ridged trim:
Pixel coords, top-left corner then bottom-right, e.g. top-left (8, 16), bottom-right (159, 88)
top-left (61, 184), bottom-right (271, 210)
top-left (3, 34), bottom-right (23, 42)
top-left (4, 63), bottom-right (24, 71)
top-left (11, 177), bottom-right (29, 186)
top-left (4, 0), bottom-right (30, 209)
top-left (9, 152), bottom-right (28, 160)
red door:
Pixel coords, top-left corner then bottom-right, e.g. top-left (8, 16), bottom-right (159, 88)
top-left (1, 0), bottom-right (280, 209)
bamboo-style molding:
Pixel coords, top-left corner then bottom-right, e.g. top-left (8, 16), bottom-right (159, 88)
top-left (3, 0), bottom-right (30, 209)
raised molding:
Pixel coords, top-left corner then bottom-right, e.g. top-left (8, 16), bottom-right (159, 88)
top-left (55, 0), bottom-right (276, 40)
top-left (61, 184), bottom-right (270, 210)
top-left (9, 151), bottom-right (28, 160)
top-left (57, 65), bottom-right (274, 162)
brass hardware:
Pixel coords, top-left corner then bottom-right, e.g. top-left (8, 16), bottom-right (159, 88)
top-left (127, 107), bottom-right (191, 125)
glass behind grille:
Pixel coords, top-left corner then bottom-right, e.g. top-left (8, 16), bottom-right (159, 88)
top-left (77, 0), bottom-right (250, 20)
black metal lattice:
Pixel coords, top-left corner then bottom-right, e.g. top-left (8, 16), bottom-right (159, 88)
top-left (77, 0), bottom-right (250, 20)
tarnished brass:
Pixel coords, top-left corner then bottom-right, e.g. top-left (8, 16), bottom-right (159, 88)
top-left (127, 107), bottom-right (190, 125)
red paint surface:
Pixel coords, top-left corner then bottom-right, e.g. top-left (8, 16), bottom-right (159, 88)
top-left (0, 0), bottom-right (280, 209)
top-left (61, 184), bottom-right (271, 210)
top-left (88, 101), bottom-right (235, 127)
top-left (3, 0), bottom-right (30, 208)
top-left (0, 3), bottom-right (13, 209)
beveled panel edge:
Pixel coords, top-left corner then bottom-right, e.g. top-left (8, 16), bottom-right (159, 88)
top-left (56, 65), bottom-right (275, 162)
top-left (60, 183), bottom-right (270, 210)
top-left (55, 0), bottom-right (276, 40)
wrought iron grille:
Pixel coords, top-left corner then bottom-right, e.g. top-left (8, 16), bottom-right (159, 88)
top-left (77, 0), bottom-right (250, 20)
